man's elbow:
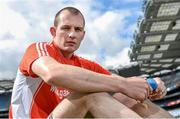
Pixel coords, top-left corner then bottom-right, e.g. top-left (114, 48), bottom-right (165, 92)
top-left (42, 68), bottom-right (59, 85)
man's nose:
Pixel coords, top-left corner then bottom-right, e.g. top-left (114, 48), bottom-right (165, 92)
top-left (68, 30), bottom-right (76, 39)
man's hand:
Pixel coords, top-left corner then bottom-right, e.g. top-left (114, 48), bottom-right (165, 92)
top-left (121, 76), bottom-right (150, 103)
top-left (148, 77), bottom-right (167, 101)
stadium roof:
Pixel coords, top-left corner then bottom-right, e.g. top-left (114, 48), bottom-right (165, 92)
top-left (129, 0), bottom-right (180, 74)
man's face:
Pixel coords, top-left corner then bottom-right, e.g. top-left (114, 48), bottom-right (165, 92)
top-left (52, 10), bottom-right (85, 55)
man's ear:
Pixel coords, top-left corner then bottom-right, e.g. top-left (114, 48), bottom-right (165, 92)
top-left (50, 26), bottom-right (56, 37)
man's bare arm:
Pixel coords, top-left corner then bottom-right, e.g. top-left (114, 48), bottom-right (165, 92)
top-left (32, 56), bottom-right (125, 93)
top-left (32, 56), bottom-right (150, 102)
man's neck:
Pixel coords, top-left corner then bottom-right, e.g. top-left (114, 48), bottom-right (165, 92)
top-left (52, 40), bottom-right (74, 59)
top-left (56, 47), bottom-right (73, 59)
top-left (60, 51), bottom-right (73, 59)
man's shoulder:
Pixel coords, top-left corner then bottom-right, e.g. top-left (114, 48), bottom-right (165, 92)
top-left (28, 41), bottom-right (50, 47)
top-left (26, 41), bottom-right (51, 50)
top-left (76, 56), bottom-right (96, 64)
top-left (75, 55), bottom-right (101, 68)
top-left (76, 56), bottom-right (110, 74)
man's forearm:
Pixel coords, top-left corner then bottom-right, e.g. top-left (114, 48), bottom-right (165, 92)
top-left (49, 64), bottom-right (126, 93)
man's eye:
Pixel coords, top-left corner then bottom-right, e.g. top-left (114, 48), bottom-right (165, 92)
top-left (75, 28), bottom-right (82, 32)
top-left (61, 27), bottom-right (70, 30)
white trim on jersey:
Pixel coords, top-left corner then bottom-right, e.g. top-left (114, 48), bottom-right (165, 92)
top-left (36, 42), bottom-right (49, 57)
top-left (11, 69), bottom-right (43, 118)
top-left (40, 43), bottom-right (45, 56)
top-left (44, 43), bottom-right (49, 56)
top-left (36, 43), bottom-right (41, 57)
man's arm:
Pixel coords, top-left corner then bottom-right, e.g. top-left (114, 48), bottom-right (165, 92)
top-left (32, 56), bottom-right (150, 102)
top-left (32, 56), bottom-right (124, 92)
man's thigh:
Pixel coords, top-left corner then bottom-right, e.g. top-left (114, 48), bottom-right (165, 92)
top-left (131, 100), bottom-right (173, 118)
top-left (50, 93), bottom-right (88, 118)
top-left (85, 92), bottom-right (142, 118)
top-left (50, 92), bottom-right (142, 118)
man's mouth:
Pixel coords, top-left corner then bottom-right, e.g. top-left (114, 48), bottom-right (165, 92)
top-left (66, 41), bottom-right (76, 46)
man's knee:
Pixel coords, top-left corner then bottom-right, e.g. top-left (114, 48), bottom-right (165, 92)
top-left (85, 92), bottom-right (110, 104)
top-left (66, 92), bottom-right (110, 109)
top-left (51, 92), bottom-right (90, 118)
top-left (112, 92), bottom-right (138, 108)
top-left (84, 92), bottom-right (142, 118)
top-left (66, 92), bottom-right (88, 107)
top-left (65, 92), bottom-right (113, 118)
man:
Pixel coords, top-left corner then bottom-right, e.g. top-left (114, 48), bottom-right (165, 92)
top-left (9, 7), bottom-right (173, 118)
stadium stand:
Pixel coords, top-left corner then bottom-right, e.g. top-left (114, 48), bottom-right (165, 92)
top-left (127, 0), bottom-right (180, 117)
top-left (0, 80), bottom-right (13, 118)
top-left (129, 0), bottom-right (180, 74)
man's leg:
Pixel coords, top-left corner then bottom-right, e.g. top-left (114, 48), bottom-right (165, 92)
top-left (113, 93), bottom-right (173, 118)
top-left (85, 92), bottom-right (141, 118)
top-left (51, 93), bottom-right (88, 118)
top-left (131, 100), bottom-right (173, 118)
top-left (51, 92), bottom-right (142, 118)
